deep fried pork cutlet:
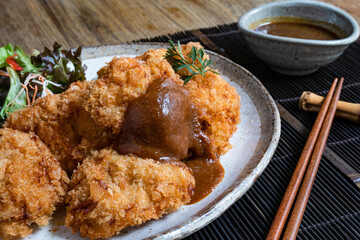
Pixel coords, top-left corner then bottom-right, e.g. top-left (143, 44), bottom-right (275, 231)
top-left (177, 43), bottom-right (240, 155)
top-left (146, 42), bottom-right (241, 156)
top-left (184, 72), bottom-right (240, 156)
top-left (91, 53), bottom-right (183, 134)
top-left (5, 42), bottom-right (240, 172)
top-left (4, 81), bottom-right (115, 172)
top-left (99, 42), bottom-right (241, 157)
top-left (0, 128), bottom-right (69, 240)
top-left (65, 148), bottom-right (195, 240)
top-left (1, 42), bottom-right (240, 240)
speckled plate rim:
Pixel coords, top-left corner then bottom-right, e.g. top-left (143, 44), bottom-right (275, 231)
top-left (81, 43), bottom-right (281, 239)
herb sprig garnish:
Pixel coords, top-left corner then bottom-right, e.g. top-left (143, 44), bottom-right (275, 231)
top-left (165, 40), bottom-right (219, 84)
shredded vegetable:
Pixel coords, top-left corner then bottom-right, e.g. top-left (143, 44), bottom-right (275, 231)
top-left (0, 42), bottom-right (86, 119)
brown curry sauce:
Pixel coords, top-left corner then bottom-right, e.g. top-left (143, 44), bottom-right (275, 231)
top-left (252, 17), bottom-right (343, 40)
top-left (185, 158), bottom-right (224, 204)
top-left (114, 77), bottom-right (224, 204)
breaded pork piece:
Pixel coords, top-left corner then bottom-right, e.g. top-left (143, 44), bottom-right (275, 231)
top-left (95, 43), bottom-right (240, 157)
top-left (0, 128), bottom-right (69, 240)
top-left (4, 81), bottom-right (115, 172)
top-left (185, 72), bottom-right (241, 156)
top-left (65, 148), bottom-right (195, 239)
top-left (136, 42), bottom-right (241, 156)
top-left (93, 55), bottom-right (183, 134)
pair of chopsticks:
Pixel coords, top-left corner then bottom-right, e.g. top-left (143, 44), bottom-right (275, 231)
top-left (266, 77), bottom-right (344, 240)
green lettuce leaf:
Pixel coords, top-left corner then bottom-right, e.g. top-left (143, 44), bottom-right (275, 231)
top-left (0, 44), bottom-right (37, 73)
top-left (31, 42), bottom-right (86, 93)
top-left (0, 44), bottom-right (14, 68)
top-left (0, 67), bottom-right (26, 118)
top-left (0, 42), bottom-right (86, 120)
top-left (14, 46), bottom-right (37, 73)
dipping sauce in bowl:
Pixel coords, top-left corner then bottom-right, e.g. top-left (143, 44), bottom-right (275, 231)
top-left (238, 1), bottom-right (360, 76)
top-left (252, 17), bottom-right (344, 40)
top-left (254, 22), bottom-right (340, 40)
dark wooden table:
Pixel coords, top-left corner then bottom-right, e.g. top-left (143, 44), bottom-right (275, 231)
top-left (1, 0), bottom-right (359, 51)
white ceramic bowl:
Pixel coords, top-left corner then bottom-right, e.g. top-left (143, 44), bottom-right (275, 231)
top-left (238, 0), bottom-right (359, 76)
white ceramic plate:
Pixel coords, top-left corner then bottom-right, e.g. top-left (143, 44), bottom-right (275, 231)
top-left (27, 43), bottom-right (280, 240)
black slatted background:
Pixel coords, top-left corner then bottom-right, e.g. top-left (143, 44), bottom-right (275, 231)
top-left (139, 23), bottom-right (360, 239)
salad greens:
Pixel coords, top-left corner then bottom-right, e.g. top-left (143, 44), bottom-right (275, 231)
top-left (31, 42), bottom-right (86, 93)
top-left (0, 44), bottom-right (16, 68)
top-left (15, 46), bottom-right (37, 73)
top-left (0, 67), bottom-right (27, 119)
top-left (0, 42), bottom-right (86, 120)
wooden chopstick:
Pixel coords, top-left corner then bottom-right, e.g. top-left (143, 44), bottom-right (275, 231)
top-left (266, 78), bottom-right (340, 240)
top-left (283, 77), bottom-right (344, 239)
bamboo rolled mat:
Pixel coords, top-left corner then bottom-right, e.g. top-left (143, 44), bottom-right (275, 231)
top-left (138, 23), bottom-right (360, 239)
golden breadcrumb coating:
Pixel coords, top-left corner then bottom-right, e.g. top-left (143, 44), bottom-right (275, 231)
top-left (4, 81), bottom-right (115, 172)
top-left (94, 43), bottom-right (240, 156)
top-left (180, 42), bottom-right (240, 155)
top-left (185, 72), bottom-right (241, 156)
top-left (65, 148), bottom-right (194, 239)
top-left (93, 55), bottom-right (183, 134)
top-left (0, 42), bottom-right (240, 240)
top-left (136, 48), bottom-right (167, 62)
top-left (5, 42), bottom-right (239, 169)
top-left (134, 42), bottom-right (241, 156)
top-left (0, 128), bottom-right (69, 240)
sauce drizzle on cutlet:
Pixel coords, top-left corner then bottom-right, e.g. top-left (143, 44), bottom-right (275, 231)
top-left (114, 77), bottom-right (224, 204)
